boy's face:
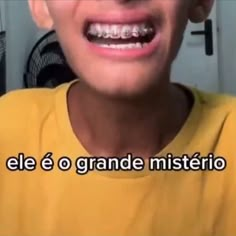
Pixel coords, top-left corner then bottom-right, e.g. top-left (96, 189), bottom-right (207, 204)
top-left (29, 0), bottom-right (213, 97)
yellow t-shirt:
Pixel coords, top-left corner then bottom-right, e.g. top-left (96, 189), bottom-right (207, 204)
top-left (0, 81), bottom-right (236, 236)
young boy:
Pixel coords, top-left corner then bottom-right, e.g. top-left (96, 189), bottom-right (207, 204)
top-left (0, 0), bottom-right (236, 235)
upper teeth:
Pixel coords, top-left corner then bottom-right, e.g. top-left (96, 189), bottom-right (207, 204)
top-left (87, 23), bottom-right (154, 39)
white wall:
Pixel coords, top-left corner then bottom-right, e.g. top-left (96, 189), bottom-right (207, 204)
top-left (5, 0), bottom-right (46, 91)
top-left (0, 0), bottom-right (6, 31)
top-left (4, 0), bottom-right (236, 94)
top-left (217, 1), bottom-right (236, 94)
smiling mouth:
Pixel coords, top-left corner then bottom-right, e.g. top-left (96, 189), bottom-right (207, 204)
top-left (84, 21), bottom-right (157, 49)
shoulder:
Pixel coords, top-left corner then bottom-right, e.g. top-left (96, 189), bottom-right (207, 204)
top-left (0, 87), bottom-right (55, 120)
top-left (190, 88), bottom-right (236, 122)
top-left (192, 88), bottom-right (236, 145)
top-left (0, 83), bottom-right (70, 135)
top-left (193, 88), bottom-right (236, 111)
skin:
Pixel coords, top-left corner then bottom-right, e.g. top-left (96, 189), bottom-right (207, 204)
top-left (28, 0), bottom-right (213, 158)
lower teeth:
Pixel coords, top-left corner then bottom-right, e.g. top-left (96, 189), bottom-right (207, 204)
top-left (97, 42), bottom-right (148, 49)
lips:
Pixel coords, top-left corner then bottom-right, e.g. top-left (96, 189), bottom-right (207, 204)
top-left (81, 10), bottom-right (161, 60)
top-left (82, 10), bottom-right (158, 36)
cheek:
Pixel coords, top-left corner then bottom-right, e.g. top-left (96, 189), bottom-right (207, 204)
top-left (156, 0), bottom-right (188, 63)
top-left (163, 1), bottom-right (189, 32)
top-left (46, 0), bottom-right (82, 58)
top-left (46, 0), bottom-right (79, 26)
top-left (161, 2), bottom-right (189, 55)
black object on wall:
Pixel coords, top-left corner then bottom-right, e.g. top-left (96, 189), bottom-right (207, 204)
top-left (0, 31), bottom-right (5, 95)
top-left (191, 19), bottom-right (213, 56)
top-left (24, 30), bottom-right (77, 88)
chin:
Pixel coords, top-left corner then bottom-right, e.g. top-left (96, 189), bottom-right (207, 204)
top-left (77, 63), bottom-right (165, 99)
top-left (61, 31), bottom-right (174, 99)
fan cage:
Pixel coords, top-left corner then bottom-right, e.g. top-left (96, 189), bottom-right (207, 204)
top-left (24, 30), bottom-right (75, 88)
top-left (0, 31), bottom-right (5, 61)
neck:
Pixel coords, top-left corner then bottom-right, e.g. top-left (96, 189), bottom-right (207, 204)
top-left (68, 78), bottom-right (190, 158)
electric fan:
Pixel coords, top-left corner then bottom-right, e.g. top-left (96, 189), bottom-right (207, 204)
top-left (24, 30), bottom-right (77, 88)
top-left (0, 31), bottom-right (5, 95)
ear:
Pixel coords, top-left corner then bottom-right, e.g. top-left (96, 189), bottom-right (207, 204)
top-left (189, 0), bottom-right (214, 23)
top-left (28, 0), bottom-right (53, 29)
